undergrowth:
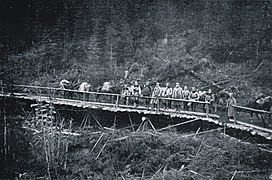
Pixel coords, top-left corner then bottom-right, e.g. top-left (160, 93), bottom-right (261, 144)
top-left (26, 129), bottom-right (272, 180)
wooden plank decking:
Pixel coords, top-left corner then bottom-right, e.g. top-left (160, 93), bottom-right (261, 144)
top-left (1, 89), bottom-right (272, 140)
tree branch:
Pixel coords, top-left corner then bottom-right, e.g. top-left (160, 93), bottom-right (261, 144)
top-left (253, 59), bottom-right (265, 72)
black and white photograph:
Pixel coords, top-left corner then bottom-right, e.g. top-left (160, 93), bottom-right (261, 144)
top-left (0, 0), bottom-right (272, 179)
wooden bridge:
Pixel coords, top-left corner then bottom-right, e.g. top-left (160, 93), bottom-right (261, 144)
top-left (0, 84), bottom-right (272, 140)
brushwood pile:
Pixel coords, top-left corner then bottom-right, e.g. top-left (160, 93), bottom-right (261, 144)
top-left (25, 129), bottom-right (272, 180)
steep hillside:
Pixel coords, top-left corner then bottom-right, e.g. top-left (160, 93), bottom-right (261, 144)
top-left (1, 0), bottom-right (272, 104)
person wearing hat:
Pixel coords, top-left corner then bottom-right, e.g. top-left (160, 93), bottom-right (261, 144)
top-left (141, 81), bottom-right (152, 108)
top-left (60, 79), bottom-right (70, 89)
top-left (183, 85), bottom-right (191, 111)
top-left (255, 93), bottom-right (265, 105)
top-left (205, 88), bottom-right (215, 113)
top-left (226, 92), bottom-right (237, 123)
top-left (124, 70), bottom-right (130, 84)
top-left (121, 84), bottom-right (131, 105)
top-left (172, 82), bottom-right (183, 110)
top-left (78, 81), bottom-right (91, 101)
top-left (132, 81), bottom-right (141, 107)
top-left (59, 79), bottom-right (70, 98)
top-left (151, 82), bottom-right (161, 109)
top-left (189, 87), bottom-right (199, 111)
top-left (161, 82), bottom-right (173, 109)
top-left (198, 90), bottom-right (207, 112)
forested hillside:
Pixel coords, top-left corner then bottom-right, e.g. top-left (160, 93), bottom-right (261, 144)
top-left (1, 0), bottom-right (272, 102)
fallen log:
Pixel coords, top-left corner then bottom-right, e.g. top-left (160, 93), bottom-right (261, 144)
top-left (233, 120), bottom-right (272, 134)
top-left (253, 59), bottom-right (265, 72)
top-left (182, 128), bottom-right (224, 137)
top-left (234, 105), bottom-right (272, 114)
top-left (22, 126), bottom-right (81, 136)
top-left (95, 140), bottom-right (108, 160)
top-left (157, 118), bottom-right (201, 131)
top-left (230, 170), bottom-right (238, 180)
top-left (187, 70), bottom-right (224, 90)
top-left (189, 170), bottom-right (209, 179)
top-left (90, 133), bottom-right (104, 153)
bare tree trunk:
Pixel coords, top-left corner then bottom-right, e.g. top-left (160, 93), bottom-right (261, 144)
top-left (64, 119), bottom-right (72, 170)
top-left (41, 106), bottom-right (51, 180)
top-left (3, 105), bottom-right (7, 163)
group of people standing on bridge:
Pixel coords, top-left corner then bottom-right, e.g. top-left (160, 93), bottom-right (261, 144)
top-left (120, 81), bottom-right (220, 112)
top-left (59, 78), bottom-right (238, 121)
top-left (122, 80), bottom-right (237, 122)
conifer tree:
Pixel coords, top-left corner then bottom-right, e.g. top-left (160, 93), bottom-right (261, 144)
top-left (117, 22), bottom-right (134, 65)
top-left (105, 22), bottom-right (120, 72)
top-left (87, 34), bottom-right (101, 64)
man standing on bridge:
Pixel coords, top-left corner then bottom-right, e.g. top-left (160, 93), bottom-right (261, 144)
top-left (205, 88), bottom-right (215, 113)
top-left (132, 81), bottom-right (141, 107)
top-left (162, 82), bottom-right (172, 109)
top-left (121, 84), bottom-right (130, 105)
top-left (172, 82), bottom-right (183, 110)
top-left (151, 82), bottom-right (161, 109)
top-left (226, 92), bottom-right (237, 123)
top-left (189, 87), bottom-right (199, 111)
top-left (141, 81), bottom-right (152, 108)
top-left (183, 86), bottom-right (191, 111)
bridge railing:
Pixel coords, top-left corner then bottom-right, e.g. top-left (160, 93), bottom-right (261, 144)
top-left (233, 105), bottom-right (272, 129)
top-left (12, 84), bottom-right (120, 104)
top-left (3, 84), bottom-right (212, 116)
top-left (137, 95), bottom-right (210, 111)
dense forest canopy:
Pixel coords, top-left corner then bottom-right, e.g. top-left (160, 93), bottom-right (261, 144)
top-left (0, 0), bottom-right (272, 101)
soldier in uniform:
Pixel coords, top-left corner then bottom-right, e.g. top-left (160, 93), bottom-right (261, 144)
top-left (162, 82), bottom-right (173, 109)
top-left (172, 83), bottom-right (183, 110)
top-left (59, 79), bottom-right (70, 98)
top-left (132, 81), bottom-right (141, 107)
top-left (205, 88), bottom-right (215, 113)
top-left (198, 90), bottom-right (206, 112)
top-left (226, 92), bottom-right (237, 123)
top-left (121, 84), bottom-right (131, 105)
top-left (124, 70), bottom-right (130, 84)
top-left (189, 87), bottom-right (199, 111)
top-left (78, 81), bottom-right (91, 101)
top-left (183, 86), bottom-right (191, 111)
top-left (151, 82), bottom-right (161, 109)
top-left (141, 81), bottom-right (152, 108)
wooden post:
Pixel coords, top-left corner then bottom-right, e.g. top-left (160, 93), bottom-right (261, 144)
top-left (157, 98), bottom-right (160, 110)
top-left (148, 119), bottom-right (157, 132)
top-left (0, 80), bottom-right (3, 94)
top-left (206, 103), bottom-right (209, 117)
top-left (113, 115), bottom-right (117, 128)
top-left (115, 94), bottom-right (119, 107)
top-left (38, 87), bottom-right (41, 96)
top-left (87, 92), bottom-right (90, 102)
top-left (233, 105), bottom-right (237, 124)
top-left (260, 114), bottom-right (266, 128)
top-left (128, 113), bottom-right (135, 131)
